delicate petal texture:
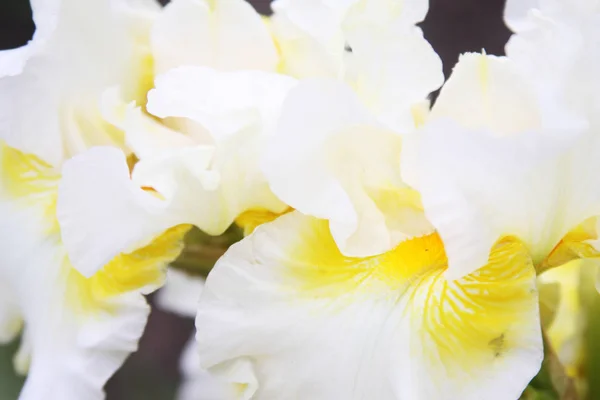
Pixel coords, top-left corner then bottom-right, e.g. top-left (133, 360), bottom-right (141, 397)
top-left (269, 12), bottom-right (344, 79)
top-left (503, 0), bottom-right (541, 32)
top-left (134, 67), bottom-right (292, 234)
top-left (196, 212), bottom-right (542, 400)
top-left (151, 0), bottom-right (278, 74)
top-left (343, 0), bottom-right (430, 33)
top-left (0, 0), bottom-right (146, 166)
top-left (131, 134), bottom-right (285, 236)
top-left (101, 87), bottom-right (197, 159)
top-left (345, 27), bottom-right (443, 132)
top-left (1, 140), bottom-right (188, 398)
top-left (504, 0), bottom-right (600, 32)
top-left (57, 147), bottom-right (181, 277)
top-left (269, 0), bottom-right (354, 79)
top-left (147, 66), bottom-right (297, 141)
top-left (404, 118), bottom-right (600, 279)
top-left (405, 53), bottom-right (600, 278)
top-left (430, 53), bottom-right (541, 135)
top-left (156, 269), bottom-right (205, 318)
top-left (272, 0), bottom-right (356, 41)
top-left (505, 4), bottom-right (600, 131)
top-left (0, 165), bottom-right (148, 399)
top-left (263, 80), bottom-right (432, 257)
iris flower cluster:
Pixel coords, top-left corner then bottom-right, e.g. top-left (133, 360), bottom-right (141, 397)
top-left (1, 0), bottom-right (600, 399)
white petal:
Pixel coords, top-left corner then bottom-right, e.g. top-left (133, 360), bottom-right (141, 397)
top-left (101, 87), bottom-right (197, 159)
top-left (156, 270), bottom-right (205, 318)
top-left (404, 117), bottom-right (600, 279)
top-left (0, 199), bottom-right (148, 400)
top-left (196, 212), bottom-right (542, 400)
top-left (430, 53), bottom-right (542, 136)
top-left (147, 66), bottom-right (297, 141)
top-left (405, 52), bottom-right (600, 278)
top-left (0, 0), bottom-right (142, 166)
top-left (272, 0), bottom-right (356, 40)
top-left (503, 0), bottom-right (541, 32)
top-left (345, 27), bottom-right (443, 132)
top-left (57, 147), bottom-right (179, 277)
top-left (151, 0), bottom-right (278, 75)
top-left (268, 13), bottom-right (344, 79)
top-left (177, 336), bottom-right (250, 400)
top-left (505, 9), bottom-right (600, 130)
top-left (132, 132), bottom-right (286, 235)
top-left (263, 79), bottom-right (431, 257)
top-left (343, 0), bottom-right (430, 33)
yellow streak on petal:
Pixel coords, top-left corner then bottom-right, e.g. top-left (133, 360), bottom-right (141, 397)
top-left (539, 217), bottom-right (600, 273)
top-left (414, 237), bottom-right (537, 372)
top-left (68, 224), bottom-right (191, 313)
top-left (0, 143), bottom-right (60, 233)
top-left (263, 16), bottom-right (287, 75)
top-left (410, 101), bottom-right (430, 129)
top-left (236, 208), bottom-right (293, 236)
top-left (287, 218), bottom-right (537, 369)
top-left (124, 48), bottom-right (156, 112)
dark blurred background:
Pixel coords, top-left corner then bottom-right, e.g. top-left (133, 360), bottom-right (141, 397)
top-left (0, 0), bottom-right (510, 399)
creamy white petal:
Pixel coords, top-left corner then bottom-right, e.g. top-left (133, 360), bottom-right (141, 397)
top-left (101, 87), bottom-right (197, 159)
top-left (151, 0), bottom-right (278, 75)
top-left (1, 140), bottom-right (187, 398)
top-left (503, 0), bottom-right (541, 32)
top-left (263, 79), bottom-right (431, 257)
top-left (404, 53), bottom-right (600, 278)
top-left (505, 0), bottom-right (600, 32)
top-left (345, 26), bottom-right (443, 132)
top-left (132, 131), bottom-right (286, 235)
top-left (135, 67), bottom-right (292, 235)
top-left (177, 336), bottom-right (248, 400)
top-left (343, 0), bottom-right (430, 34)
top-left (505, 7), bottom-right (600, 131)
top-left (0, 0), bottom-right (144, 166)
top-left (196, 212), bottom-right (542, 400)
top-left (403, 117), bottom-right (600, 279)
top-left (268, 12), bottom-right (344, 79)
top-left (156, 269), bottom-right (205, 318)
top-left (147, 66), bottom-right (297, 141)
top-left (0, 199), bottom-right (148, 400)
top-left (272, 0), bottom-right (356, 40)
top-left (430, 53), bottom-right (542, 135)
top-left (57, 147), bottom-right (180, 277)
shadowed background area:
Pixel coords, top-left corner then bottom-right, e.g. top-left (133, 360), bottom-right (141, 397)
top-left (0, 0), bottom-right (512, 399)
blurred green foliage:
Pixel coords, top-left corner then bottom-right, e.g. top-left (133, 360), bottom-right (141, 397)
top-left (0, 340), bottom-right (25, 400)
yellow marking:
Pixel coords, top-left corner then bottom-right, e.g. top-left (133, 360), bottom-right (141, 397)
top-left (539, 217), bottom-right (600, 273)
top-left (234, 383), bottom-right (249, 398)
top-left (0, 143), bottom-right (60, 233)
top-left (410, 102), bottom-right (430, 129)
top-left (262, 16), bottom-right (286, 74)
top-left (124, 49), bottom-right (155, 112)
top-left (539, 260), bottom-right (596, 389)
top-left (68, 224), bottom-right (191, 313)
top-left (236, 208), bottom-right (292, 236)
top-left (287, 218), bottom-right (537, 370)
